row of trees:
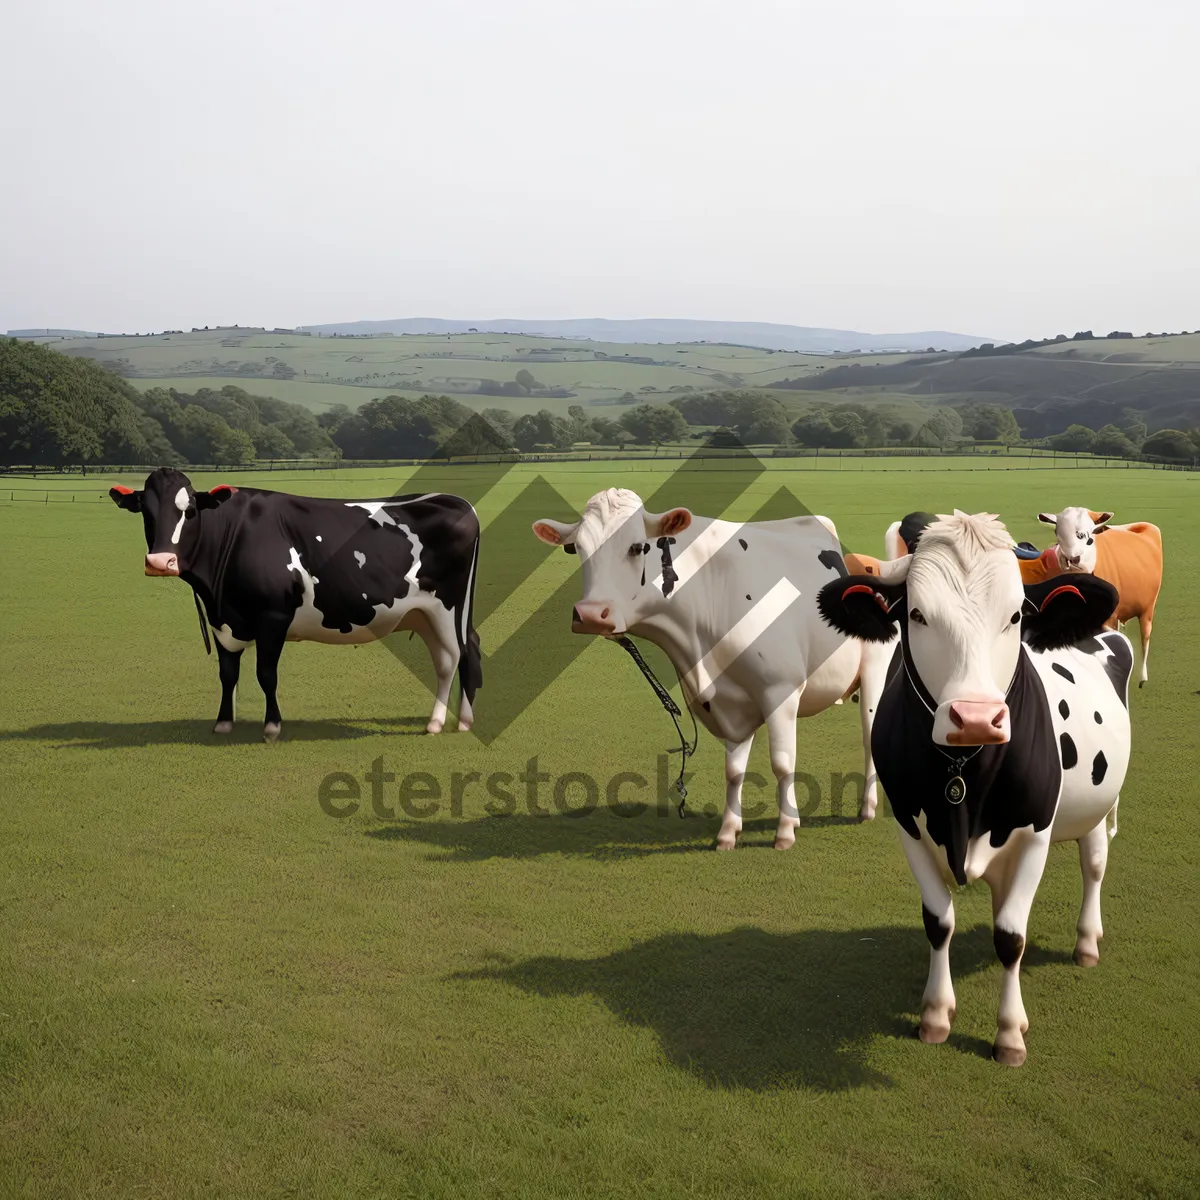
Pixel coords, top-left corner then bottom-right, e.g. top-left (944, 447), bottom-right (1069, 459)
top-left (0, 338), bottom-right (336, 466)
top-left (316, 399), bottom-right (690, 456)
top-left (4, 338), bottom-right (1197, 466)
top-left (1048, 422), bottom-right (1199, 460)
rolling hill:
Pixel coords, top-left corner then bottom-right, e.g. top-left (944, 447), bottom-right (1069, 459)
top-left (769, 333), bottom-right (1200, 435)
top-left (296, 317), bottom-right (991, 354)
top-left (20, 326), bottom-right (1200, 439)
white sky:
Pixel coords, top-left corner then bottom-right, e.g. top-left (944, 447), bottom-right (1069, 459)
top-left (3, 0), bottom-right (1198, 341)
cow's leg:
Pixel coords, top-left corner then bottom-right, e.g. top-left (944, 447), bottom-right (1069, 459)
top-left (765, 688), bottom-right (802, 850)
top-left (898, 828), bottom-right (956, 1043)
top-left (1074, 820), bottom-right (1109, 966)
top-left (418, 607), bottom-right (460, 734)
top-left (856, 638), bottom-right (893, 820)
top-left (254, 617), bottom-right (289, 742)
top-left (986, 832), bottom-right (1052, 1066)
top-left (717, 735), bottom-right (755, 850)
top-left (213, 642), bottom-right (242, 734)
top-left (1107, 795), bottom-right (1119, 840)
top-left (1137, 610), bottom-right (1152, 687)
top-left (457, 689), bottom-right (474, 734)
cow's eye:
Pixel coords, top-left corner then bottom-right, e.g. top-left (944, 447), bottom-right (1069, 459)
top-left (1077, 531), bottom-right (1086, 540)
top-left (909, 608), bottom-right (927, 626)
top-left (1010, 611), bottom-right (1021, 625)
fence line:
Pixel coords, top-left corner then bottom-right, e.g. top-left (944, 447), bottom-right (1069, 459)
top-left (0, 445), bottom-right (1196, 491)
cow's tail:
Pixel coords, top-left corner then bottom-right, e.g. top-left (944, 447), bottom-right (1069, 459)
top-left (458, 531), bottom-right (482, 707)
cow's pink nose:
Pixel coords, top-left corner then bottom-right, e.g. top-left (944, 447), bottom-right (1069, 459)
top-left (947, 700), bottom-right (1010, 745)
top-left (145, 552), bottom-right (180, 576)
top-left (572, 601), bottom-right (615, 635)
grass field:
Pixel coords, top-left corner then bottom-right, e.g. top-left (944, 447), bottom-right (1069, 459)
top-left (2, 461), bottom-right (1197, 1198)
top-left (40, 329), bottom-right (924, 417)
top-left (48, 330), bottom-right (848, 414)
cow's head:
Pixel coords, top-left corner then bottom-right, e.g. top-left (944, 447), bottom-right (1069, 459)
top-left (109, 468), bottom-right (237, 576)
top-left (818, 511), bottom-right (1118, 746)
top-left (532, 487), bottom-right (692, 635)
top-left (1037, 506), bottom-right (1114, 572)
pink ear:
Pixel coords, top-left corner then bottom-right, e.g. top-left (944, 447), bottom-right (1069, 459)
top-left (111, 484), bottom-right (134, 495)
top-left (532, 521), bottom-right (564, 546)
top-left (210, 484), bottom-right (237, 495)
top-left (659, 508), bottom-right (692, 536)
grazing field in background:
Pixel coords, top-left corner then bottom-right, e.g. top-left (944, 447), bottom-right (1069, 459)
top-left (1, 462), bottom-right (1197, 1198)
top-left (46, 329), bottom-right (858, 415)
top-left (32, 327), bottom-right (1200, 437)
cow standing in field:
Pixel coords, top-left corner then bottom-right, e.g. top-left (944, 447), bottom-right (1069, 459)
top-left (110, 468), bottom-right (481, 739)
top-left (532, 488), bottom-right (895, 846)
top-left (818, 512), bottom-right (1131, 1066)
top-left (1018, 508), bottom-right (1162, 687)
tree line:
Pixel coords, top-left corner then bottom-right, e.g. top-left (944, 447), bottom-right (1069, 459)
top-left (3, 339), bottom-right (1196, 467)
top-left (0, 338), bottom-right (335, 466)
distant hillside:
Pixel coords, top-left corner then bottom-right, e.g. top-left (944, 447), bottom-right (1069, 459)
top-left (297, 317), bottom-right (991, 354)
top-left (8, 328), bottom-right (101, 339)
top-left (769, 333), bottom-right (1200, 435)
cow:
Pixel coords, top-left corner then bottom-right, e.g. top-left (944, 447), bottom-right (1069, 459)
top-left (818, 511), bottom-right (1132, 1066)
top-left (110, 468), bottom-right (481, 740)
top-left (532, 487), bottom-right (896, 846)
top-left (1020, 508), bottom-right (1163, 687)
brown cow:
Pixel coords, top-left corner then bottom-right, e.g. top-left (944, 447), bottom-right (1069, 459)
top-left (1020, 508), bottom-right (1162, 686)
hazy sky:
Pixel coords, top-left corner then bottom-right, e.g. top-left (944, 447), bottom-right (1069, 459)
top-left (4, 0), bottom-right (1197, 341)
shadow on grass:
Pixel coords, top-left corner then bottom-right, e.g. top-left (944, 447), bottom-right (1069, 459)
top-left (0, 716), bottom-right (428, 749)
top-left (456, 925), bottom-right (1074, 1092)
top-left (366, 812), bottom-right (860, 861)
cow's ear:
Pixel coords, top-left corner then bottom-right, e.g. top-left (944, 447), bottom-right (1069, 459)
top-left (1037, 512), bottom-right (1058, 525)
top-left (1089, 510), bottom-right (1114, 529)
top-left (844, 552), bottom-right (885, 577)
top-left (532, 518), bottom-right (578, 548)
top-left (1022, 574), bottom-right (1118, 652)
top-left (645, 507), bottom-right (692, 538)
top-left (817, 575), bottom-right (904, 643)
top-left (109, 485), bottom-right (141, 512)
top-left (195, 484), bottom-right (238, 510)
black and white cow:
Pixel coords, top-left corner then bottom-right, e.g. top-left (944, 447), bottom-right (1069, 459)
top-left (111, 468), bottom-right (481, 739)
top-left (533, 488), bottom-right (895, 847)
top-left (818, 511), bottom-right (1131, 1066)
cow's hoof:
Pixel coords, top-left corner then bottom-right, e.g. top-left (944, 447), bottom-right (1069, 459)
top-left (773, 835), bottom-right (795, 851)
top-left (263, 723), bottom-right (281, 742)
top-left (919, 1019), bottom-right (951, 1044)
top-left (213, 720), bottom-right (234, 735)
top-left (425, 719), bottom-right (444, 734)
top-left (715, 834), bottom-right (738, 851)
top-left (456, 721), bottom-right (472, 733)
top-left (1073, 944), bottom-right (1100, 967)
top-left (858, 806), bottom-right (876, 822)
top-left (1138, 680), bottom-right (1146, 689)
top-left (992, 1042), bottom-right (1027, 1067)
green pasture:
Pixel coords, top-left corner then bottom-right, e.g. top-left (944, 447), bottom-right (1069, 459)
top-left (1, 461), bottom-right (1197, 1197)
top-left (1029, 332), bottom-right (1200, 364)
top-left (62, 330), bottom-right (849, 415)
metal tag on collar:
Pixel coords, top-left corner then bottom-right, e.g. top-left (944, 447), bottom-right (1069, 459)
top-left (945, 774), bottom-right (966, 805)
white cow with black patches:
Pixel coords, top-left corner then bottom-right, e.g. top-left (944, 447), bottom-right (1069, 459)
top-left (819, 512), bottom-right (1132, 1066)
top-left (533, 487), bottom-right (895, 849)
